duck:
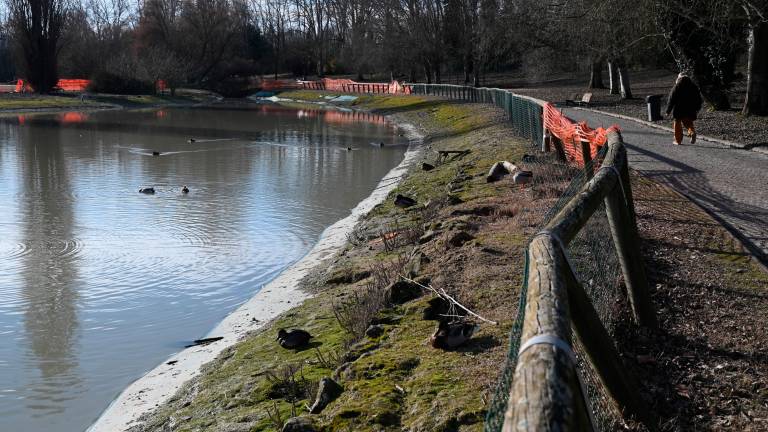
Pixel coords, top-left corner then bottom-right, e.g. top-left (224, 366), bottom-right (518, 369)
top-left (430, 320), bottom-right (478, 350)
top-left (277, 328), bottom-right (313, 349)
top-left (152, 151), bottom-right (161, 156)
top-left (346, 147), bottom-right (352, 151)
top-left (139, 187), bottom-right (155, 194)
top-left (181, 185), bottom-right (189, 194)
top-left (188, 138), bottom-right (196, 143)
top-left (394, 194), bottom-right (417, 208)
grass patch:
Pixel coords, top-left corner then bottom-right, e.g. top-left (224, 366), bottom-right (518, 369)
top-left (0, 94), bottom-right (97, 109)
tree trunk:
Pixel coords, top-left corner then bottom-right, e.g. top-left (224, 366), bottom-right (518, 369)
top-left (589, 61), bottom-right (605, 89)
top-left (697, 80), bottom-right (731, 110)
top-left (743, 22), bottom-right (768, 116)
top-left (423, 62), bottom-right (432, 84)
top-left (618, 60), bottom-right (633, 99)
top-left (608, 60), bottom-right (619, 94)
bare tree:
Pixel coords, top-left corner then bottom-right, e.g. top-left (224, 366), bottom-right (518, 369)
top-left (6, 0), bottom-right (69, 92)
top-left (741, 1), bottom-right (768, 115)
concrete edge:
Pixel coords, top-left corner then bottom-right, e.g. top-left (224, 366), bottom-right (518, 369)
top-left (569, 106), bottom-right (761, 152)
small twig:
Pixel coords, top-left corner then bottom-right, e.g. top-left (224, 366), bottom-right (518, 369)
top-left (399, 275), bottom-right (499, 325)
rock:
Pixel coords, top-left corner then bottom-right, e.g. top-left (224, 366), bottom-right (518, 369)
top-left (446, 231), bottom-right (474, 248)
top-left (152, 151), bottom-right (161, 156)
top-left (394, 194), bottom-right (417, 208)
top-left (309, 378), bottom-right (343, 414)
top-left (326, 268), bottom-right (371, 285)
top-left (139, 187), bottom-right (155, 194)
top-left (422, 162), bottom-right (435, 171)
top-left (406, 251), bottom-right (428, 277)
top-left (365, 324), bottom-right (385, 338)
top-left (386, 280), bottom-right (423, 304)
top-left (333, 362), bottom-right (354, 381)
top-left (282, 416), bottom-right (317, 432)
top-left (513, 170), bottom-right (533, 184)
top-left (373, 411), bottom-right (400, 426)
top-left (445, 194), bottom-right (463, 205)
top-left (418, 231), bottom-right (437, 244)
top-left (486, 161), bottom-right (518, 182)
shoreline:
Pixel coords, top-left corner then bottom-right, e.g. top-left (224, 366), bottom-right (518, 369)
top-left (88, 113), bottom-right (425, 432)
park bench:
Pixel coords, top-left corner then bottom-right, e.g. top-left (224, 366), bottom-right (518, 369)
top-left (565, 92), bottom-right (593, 107)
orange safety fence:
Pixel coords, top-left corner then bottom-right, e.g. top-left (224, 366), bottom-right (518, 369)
top-left (543, 102), bottom-right (618, 167)
top-left (15, 78), bottom-right (90, 92)
top-left (261, 77), bottom-right (412, 95)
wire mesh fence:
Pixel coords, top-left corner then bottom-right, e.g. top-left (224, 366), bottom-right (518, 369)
top-left (409, 84), bottom-right (644, 432)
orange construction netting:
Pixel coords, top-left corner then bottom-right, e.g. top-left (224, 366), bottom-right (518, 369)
top-left (15, 78), bottom-right (90, 92)
top-left (543, 102), bottom-right (618, 167)
top-left (261, 77), bottom-right (412, 95)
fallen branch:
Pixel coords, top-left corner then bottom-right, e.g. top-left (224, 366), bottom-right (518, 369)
top-left (398, 275), bottom-right (498, 325)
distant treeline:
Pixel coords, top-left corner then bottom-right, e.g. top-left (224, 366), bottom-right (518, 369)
top-left (1, 0), bottom-right (766, 114)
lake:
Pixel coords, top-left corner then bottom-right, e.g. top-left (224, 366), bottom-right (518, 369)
top-left (0, 104), bottom-right (408, 431)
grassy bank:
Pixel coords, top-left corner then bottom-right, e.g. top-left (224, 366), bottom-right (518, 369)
top-left (0, 89), bottom-right (217, 112)
top-left (125, 91), bottom-right (768, 432)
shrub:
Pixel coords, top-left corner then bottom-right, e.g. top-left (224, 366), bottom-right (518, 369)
top-left (88, 71), bottom-right (153, 95)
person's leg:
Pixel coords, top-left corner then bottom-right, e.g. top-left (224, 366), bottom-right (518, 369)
top-left (683, 118), bottom-right (696, 144)
top-left (673, 118), bottom-right (683, 144)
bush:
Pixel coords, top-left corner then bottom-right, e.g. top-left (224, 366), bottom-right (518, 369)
top-left (88, 71), bottom-right (154, 95)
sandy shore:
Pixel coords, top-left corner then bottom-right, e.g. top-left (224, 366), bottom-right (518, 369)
top-left (87, 119), bottom-right (424, 432)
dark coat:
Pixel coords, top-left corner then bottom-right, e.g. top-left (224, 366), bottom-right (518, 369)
top-left (666, 76), bottom-right (703, 120)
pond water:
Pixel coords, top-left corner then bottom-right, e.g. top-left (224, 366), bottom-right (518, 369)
top-left (0, 104), bottom-right (408, 432)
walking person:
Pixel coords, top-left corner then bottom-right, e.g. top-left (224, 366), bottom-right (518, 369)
top-left (666, 73), bottom-right (703, 145)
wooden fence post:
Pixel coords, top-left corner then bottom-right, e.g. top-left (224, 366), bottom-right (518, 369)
top-left (564, 262), bottom-right (655, 429)
top-left (551, 136), bottom-right (567, 161)
top-left (604, 143), bottom-right (657, 329)
top-left (581, 140), bottom-right (593, 179)
top-left (504, 236), bottom-right (582, 431)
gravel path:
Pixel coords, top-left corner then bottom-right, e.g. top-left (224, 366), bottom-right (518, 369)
top-left (562, 107), bottom-right (768, 264)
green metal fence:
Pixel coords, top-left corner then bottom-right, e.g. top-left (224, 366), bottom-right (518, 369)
top-left (409, 84), bottom-right (544, 148)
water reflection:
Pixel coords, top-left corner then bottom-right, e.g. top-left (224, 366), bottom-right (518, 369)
top-left (17, 122), bottom-right (81, 413)
top-left (0, 104), bottom-right (408, 431)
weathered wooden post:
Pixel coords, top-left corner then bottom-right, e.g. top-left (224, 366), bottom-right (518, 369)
top-left (581, 140), bottom-right (593, 179)
top-left (603, 133), bottom-right (657, 328)
top-left (504, 235), bottom-right (587, 431)
top-left (551, 136), bottom-right (567, 161)
top-left (564, 262), bottom-right (655, 429)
